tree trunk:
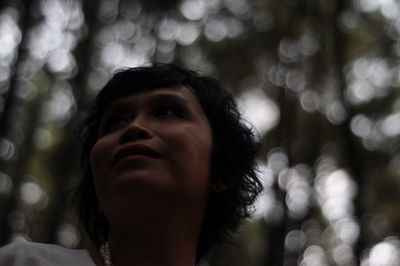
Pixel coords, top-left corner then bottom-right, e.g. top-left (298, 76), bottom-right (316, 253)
top-left (0, 0), bottom-right (37, 244)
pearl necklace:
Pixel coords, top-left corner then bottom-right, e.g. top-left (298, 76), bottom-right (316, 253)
top-left (100, 242), bottom-right (114, 266)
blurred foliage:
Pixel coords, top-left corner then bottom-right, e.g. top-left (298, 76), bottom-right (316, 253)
top-left (1, 0), bottom-right (400, 265)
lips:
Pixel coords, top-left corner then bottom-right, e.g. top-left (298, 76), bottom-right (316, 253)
top-left (112, 144), bottom-right (161, 165)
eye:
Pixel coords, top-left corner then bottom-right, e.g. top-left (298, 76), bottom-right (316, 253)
top-left (155, 104), bottom-right (184, 118)
top-left (100, 114), bottom-right (131, 134)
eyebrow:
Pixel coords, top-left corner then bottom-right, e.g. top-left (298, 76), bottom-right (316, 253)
top-left (146, 92), bottom-right (190, 105)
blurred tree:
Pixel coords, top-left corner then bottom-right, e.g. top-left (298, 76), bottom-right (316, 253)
top-left (0, 0), bottom-right (39, 244)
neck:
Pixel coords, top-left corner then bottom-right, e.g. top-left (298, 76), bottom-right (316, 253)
top-left (105, 206), bottom-right (202, 266)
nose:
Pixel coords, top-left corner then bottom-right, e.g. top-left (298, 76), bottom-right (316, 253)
top-left (118, 116), bottom-right (153, 144)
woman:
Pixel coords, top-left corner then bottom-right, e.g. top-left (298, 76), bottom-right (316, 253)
top-left (0, 64), bottom-right (262, 266)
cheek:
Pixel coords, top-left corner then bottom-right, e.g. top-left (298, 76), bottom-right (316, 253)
top-left (166, 125), bottom-right (211, 156)
top-left (166, 126), bottom-right (213, 178)
top-left (90, 139), bottom-right (109, 182)
top-left (191, 134), bottom-right (212, 163)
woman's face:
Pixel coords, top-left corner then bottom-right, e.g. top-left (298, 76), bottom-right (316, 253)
top-left (90, 86), bottom-right (213, 219)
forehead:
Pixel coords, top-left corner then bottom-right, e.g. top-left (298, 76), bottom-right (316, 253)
top-left (105, 85), bottom-right (201, 112)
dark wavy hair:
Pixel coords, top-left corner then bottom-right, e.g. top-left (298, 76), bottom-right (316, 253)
top-left (75, 64), bottom-right (262, 261)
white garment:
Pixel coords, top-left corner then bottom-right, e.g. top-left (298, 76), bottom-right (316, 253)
top-left (0, 240), bottom-right (95, 266)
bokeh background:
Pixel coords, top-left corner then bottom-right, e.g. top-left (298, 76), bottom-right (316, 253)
top-left (1, 0), bottom-right (400, 265)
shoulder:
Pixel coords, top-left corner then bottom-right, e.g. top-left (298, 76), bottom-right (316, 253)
top-left (0, 239), bottom-right (95, 266)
